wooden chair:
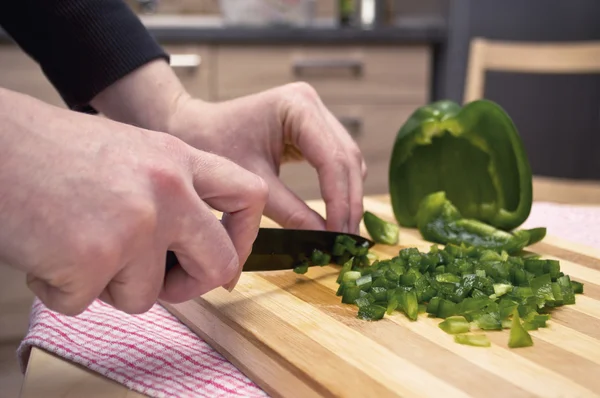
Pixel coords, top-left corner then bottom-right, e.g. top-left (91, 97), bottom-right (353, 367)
top-left (463, 37), bottom-right (600, 103)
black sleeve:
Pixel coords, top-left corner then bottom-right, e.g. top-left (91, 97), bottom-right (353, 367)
top-left (0, 0), bottom-right (169, 113)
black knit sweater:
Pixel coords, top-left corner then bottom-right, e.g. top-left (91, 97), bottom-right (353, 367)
top-left (0, 0), bottom-right (169, 113)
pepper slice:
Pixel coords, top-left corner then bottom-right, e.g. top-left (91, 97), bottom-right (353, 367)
top-left (416, 191), bottom-right (544, 254)
top-left (389, 99), bottom-right (533, 231)
top-left (363, 211), bottom-right (400, 245)
top-left (508, 308), bottom-right (534, 348)
top-left (454, 334), bottom-right (491, 347)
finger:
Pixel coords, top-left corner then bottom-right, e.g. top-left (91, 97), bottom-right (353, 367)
top-left (285, 109), bottom-right (352, 232)
top-left (27, 274), bottom-right (101, 316)
top-left (161, 151), bottom-right (267, 300)
top-left (97, 247), bottom-right (165, 314)
top-left (321, 109), bottom-right (366, 234)
top-left (262, 174), bottom-right (327, 230)
top-left (361, 159), bottom-right (368, 180)
top-left (188, 151), bottom-right (268, 269)
top-left (160, 204), bottom-right (239, 302)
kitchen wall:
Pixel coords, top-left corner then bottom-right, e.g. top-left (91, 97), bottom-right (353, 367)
top-left (435, 0), bottom-right (600, 180)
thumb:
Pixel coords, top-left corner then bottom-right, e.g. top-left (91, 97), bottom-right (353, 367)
top-left (263, 174), bottom-right (326, 230)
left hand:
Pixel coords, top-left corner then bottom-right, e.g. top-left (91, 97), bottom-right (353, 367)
top-left (166, 82), bottom-right (367, 234)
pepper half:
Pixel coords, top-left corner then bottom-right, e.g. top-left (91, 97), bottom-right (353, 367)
top-left (389, 99), bottom-right (533, 231)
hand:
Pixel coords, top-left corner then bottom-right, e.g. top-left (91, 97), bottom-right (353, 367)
top-left (168, 83), bottom-right (367, 234)
top-left (91, 60), bottom-right (366, 233)
top-left (0, 87), bottom-right (267, 316)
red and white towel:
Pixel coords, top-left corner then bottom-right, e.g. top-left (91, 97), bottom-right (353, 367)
top-left (16, 202), bottom-right (600, 398)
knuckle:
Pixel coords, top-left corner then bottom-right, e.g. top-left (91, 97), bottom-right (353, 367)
top-left (282, 210), bottom-right (313, 230)
top-left (147, 162), bottom-right (186, 196)
top-left (251, 176), bottom-right (270, 204)
top-left (286, 81), bottom-right (319, 100)
top-left (127, 197), bottom-right (158, 233)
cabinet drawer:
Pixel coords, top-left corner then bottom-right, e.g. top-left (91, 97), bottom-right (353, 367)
top-left (0, 46), bottom-right (65, 108)
top-left (326, 103), bottom-right (418, 158)
top-left (278, 103), bottom-right (416, 200)
top-left (164, 44), bottom-right (212, 100)
top-left (214, 45), bottom-right (431, 104)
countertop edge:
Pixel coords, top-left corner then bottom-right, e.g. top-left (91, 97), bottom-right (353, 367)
top-left (0, 19), bottom-right (446, 45)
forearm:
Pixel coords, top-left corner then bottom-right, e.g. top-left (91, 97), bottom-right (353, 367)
top-left (89, 59), bottom-right (193, 133)
top-left (0, 0), bottom-right (168, 112)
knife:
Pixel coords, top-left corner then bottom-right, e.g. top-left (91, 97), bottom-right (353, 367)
top-left (165, 228), bottom-right (374, 273)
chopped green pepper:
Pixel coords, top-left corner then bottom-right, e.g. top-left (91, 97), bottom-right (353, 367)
top-left (358, 304), bottom-right (386, 321)
top-left (388, 99), bottom-right (533, 231)
top-left (439, 316), bottom-right (471, 334)
top-left (363, 211), bottom-right (400, 245)
top-left (416, 191), bottom-right (544, 254)
top-left (329, 237), bottom-right (583, 350)
top-left (508, 308), bottom-right (534, 348)
top-left (454, 334), bottom-right (491, 347)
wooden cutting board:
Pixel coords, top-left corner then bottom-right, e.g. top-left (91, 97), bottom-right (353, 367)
top-left (162, 195), bottom-right (600, 398)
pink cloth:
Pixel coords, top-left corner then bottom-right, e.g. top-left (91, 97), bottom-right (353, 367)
top-left (16, 202), bottom-right (600, 397)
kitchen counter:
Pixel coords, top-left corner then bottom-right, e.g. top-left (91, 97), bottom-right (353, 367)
top-left (15, 176), bottom-right (600, 397)
top-left (0, 15), bottom-right (446, 44)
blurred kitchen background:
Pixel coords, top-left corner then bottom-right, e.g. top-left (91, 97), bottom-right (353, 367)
top-left (0, 0), bottom-right (599, 395)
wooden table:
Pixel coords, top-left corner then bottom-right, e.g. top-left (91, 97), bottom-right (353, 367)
top-left (18, 176), bottom-right (600, 398)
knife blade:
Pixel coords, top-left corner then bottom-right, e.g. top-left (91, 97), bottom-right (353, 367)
top-left (165, 228), bottom-right (374, 273)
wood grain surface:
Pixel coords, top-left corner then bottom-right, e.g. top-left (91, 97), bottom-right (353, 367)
top-left (163, 195), bottom-right (600, 398)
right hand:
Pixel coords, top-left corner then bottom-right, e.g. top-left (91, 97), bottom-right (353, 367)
top-left (0, 88), bottom-right (268, 316)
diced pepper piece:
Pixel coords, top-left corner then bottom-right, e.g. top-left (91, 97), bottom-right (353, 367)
top-left (439, 316), bottom-right (471, 334)
top-left (474, 312), bottom-right (502, 330)
top-left (436, 273), bottom-right (461, 284)
top-left (311, 249), bottom-right (331, 266)
top-left (356, 274), bottom-right (373, 291)
top-left (508, 309), bottom-right (534, 348)
top-left (354, 297), bottom-right (372, 308)
top-left (371, 287), bottom-right (388, 302)
top-left (342, 271), bottom-right (362, 283)
top-left (454, 334), bottom-right (491, 347)
top-left (293, 264), bottom-right (309, 274)
top-left (363, 211), bottom-right (400, 245)
top-left (342, 286), bottom-right (362, 304)
top-left (571, 280), bottom-right (584, 294)
top-left (493, 283), bottom-right (513, 297)
top-left (336, 258), bottom-right (354, 283)
top-left (426, 297), bottom-right (441, 316)
top-left (404, 290), bottom-right (419, 321)
top-left (357, 304), bottom-right (386, 321)
top-left (388, 99), bottom-right (533, 231)
top-left (437, 299), bottom-right (457, 319)
top-left (386, 294), bottom-right (399, 315)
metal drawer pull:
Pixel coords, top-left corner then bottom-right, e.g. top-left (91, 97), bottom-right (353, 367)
top-left (293, 59), bottom-right (363, 76)
top-left (169, 54), bottom-right (201, 70)
top-left (338, 116), bottom-right (363, 138)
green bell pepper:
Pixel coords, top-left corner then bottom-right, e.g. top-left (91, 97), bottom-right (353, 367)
top-left (389, 99), bottom-right (533, 231)
top-left (416, 191), bottom-right (545, 254)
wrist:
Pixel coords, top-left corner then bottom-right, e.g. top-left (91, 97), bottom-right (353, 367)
top-left (89, 59), bottom-right (196, 133)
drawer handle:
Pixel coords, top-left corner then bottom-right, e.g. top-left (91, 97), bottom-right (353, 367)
top-left (169, 54), bottom-right (202, 70)
top-left (338, 116), bottom-right (362, 138)
top-left (293, 59), bottom-right (363, 76)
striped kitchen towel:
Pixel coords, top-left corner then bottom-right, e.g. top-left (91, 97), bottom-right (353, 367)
top-left (16, 201), bottom-right (600, 398)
